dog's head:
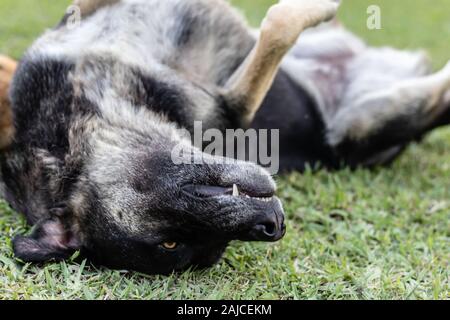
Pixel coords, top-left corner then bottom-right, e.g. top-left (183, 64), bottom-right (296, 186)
top-left (12, 94), bottom-right (285, 275)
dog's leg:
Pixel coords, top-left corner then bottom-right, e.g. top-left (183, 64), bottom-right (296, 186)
top-left (73, 0), bottom-right (119, 17)
top-left (327, 61), bottom-right (450, 162)
top-left (223, 0), bottom-right (340, 126)
top-left (0, 55), bottom-right (17, 149)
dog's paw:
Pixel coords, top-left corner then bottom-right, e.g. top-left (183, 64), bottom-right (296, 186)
top-left (262, 0), bottom-right (339, 46)
top-left (277, 0), bottom-right (340, 28)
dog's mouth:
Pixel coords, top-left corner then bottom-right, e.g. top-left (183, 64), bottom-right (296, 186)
top-left (182, 184), bottom-right (275, 202)
top-left (182, 183), bottom-right (285, 242)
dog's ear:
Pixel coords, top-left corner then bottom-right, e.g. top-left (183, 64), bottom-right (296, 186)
top-left (13, 208), bottom-right (81, 263)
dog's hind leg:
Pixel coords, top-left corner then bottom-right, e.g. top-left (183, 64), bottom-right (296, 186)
top-left (73, 0), bottom-right (119, 17)
top-left (0, 55), bottom-right (17, 150)
top-left (327, 61), bottom-right (450, 166)
top-left (222, 0), bottom-right (340, 127)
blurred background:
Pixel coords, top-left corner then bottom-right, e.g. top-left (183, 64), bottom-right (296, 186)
top-left (1, 0), bottom-right (450, 68)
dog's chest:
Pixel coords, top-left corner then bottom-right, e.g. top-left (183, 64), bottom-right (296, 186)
top-left (30, 0), bottom-right (253, 87)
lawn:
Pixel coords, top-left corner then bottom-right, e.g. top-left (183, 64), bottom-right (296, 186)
top-left (0, 0), bottom-right (449, 300)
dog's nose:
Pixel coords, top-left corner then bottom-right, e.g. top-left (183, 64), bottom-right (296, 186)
top-left (245, 213), bottom-right (286, 242)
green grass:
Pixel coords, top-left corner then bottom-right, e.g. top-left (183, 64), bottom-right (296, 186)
top-left (0, 0), bottom-right (449, 300)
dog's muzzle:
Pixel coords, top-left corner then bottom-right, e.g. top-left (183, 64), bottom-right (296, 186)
top-left (182, 183), bottom-right (286, 242)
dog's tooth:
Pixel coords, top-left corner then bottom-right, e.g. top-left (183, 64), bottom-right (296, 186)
top-left (232, 184), bottom-right (240, 197)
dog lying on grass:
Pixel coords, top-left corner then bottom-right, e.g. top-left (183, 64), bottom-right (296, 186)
top-left (0, 0), bottom-right (449, 275)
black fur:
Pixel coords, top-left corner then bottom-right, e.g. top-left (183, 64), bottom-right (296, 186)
top-left (129, 68), bottom-right (193, 128)
top-left (10, 57), bottom-right (76, 156)
top-left (252, 69), bottom-right (338, 171)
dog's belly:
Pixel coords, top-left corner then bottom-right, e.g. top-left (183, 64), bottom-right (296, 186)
top-left (252, 69), bottom-right (337, 171)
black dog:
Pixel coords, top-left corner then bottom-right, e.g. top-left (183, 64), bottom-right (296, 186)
top-left (0, 0), bottom-right (449, 275)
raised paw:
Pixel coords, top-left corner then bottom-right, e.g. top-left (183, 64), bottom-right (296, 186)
top-left (279, 0), bottom-right (340, 28)
top-left (262, 0), bottom-right (340, 46)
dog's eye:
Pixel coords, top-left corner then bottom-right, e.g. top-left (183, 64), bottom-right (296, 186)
top-left (162, 242), bottom-right (178, 250)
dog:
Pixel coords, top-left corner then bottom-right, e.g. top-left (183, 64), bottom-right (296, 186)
top-left (0, 0), bottom-right (449, 275)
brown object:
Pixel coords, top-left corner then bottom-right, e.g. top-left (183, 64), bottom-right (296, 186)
top-left (0, 55), bottom-right (17, 149)
top-left (73, 0), bottom-right (120, 17)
